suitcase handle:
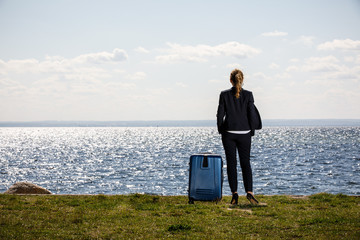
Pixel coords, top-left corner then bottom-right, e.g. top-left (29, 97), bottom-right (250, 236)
top-left (202, 156), bottom-right (208, 168)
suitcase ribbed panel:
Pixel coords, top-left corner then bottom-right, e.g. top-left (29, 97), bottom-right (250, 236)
top-left (196, 189), bottom-right (214, 195)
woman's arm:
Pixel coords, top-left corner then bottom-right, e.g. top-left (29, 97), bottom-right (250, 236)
top-left (216, 93), bottom-right (225, 134)
top-left (247, 92), bottom-right (256, 136)
top-left (247, 92), bottom-right (262, 136)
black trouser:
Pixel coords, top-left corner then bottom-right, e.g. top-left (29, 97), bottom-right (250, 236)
top-left (222, 132), bottom-right (252, 193)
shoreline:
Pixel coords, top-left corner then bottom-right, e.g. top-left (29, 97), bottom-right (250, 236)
top-left (2, 193), bottom-right (359, 197)
top-left (1, 119), bottom-right (360, 127)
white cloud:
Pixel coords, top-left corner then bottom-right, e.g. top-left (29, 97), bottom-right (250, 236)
top-left (322, 65), bottom-right (360, 81)
top-left (126, 72), bottom-right (147, 80)
top-left (261, 30), bottom-right (288, 37)
top-left (155, 42), bottom-right (261, 63)
top-left (6, 59), bottom-right (40, 73)
top-left (74, 48), bottom-right (128, 64)
top-left (294, 55), bottom-right (360, 82)
top-left (304, 63), bottom-right (342, 73)
top-left (318, 39), bottom-right (360, 51)
top-left (208, 79), bottom-right (223, 83)
top-left (113, 69), bottom-right (126, 74)
top-left (344, 56), bottom-right (354, 62)
top-left (226, 63), bottom-right (243, 69)
top-left (175, 82), bottom-right (188, 88)
top-left (105, 82), bottom-right (136, 90)
top-left (306, 56), bottom-right (339, 64)
top-left (156, 53), bottom-right (206, 63)
top-left (1, 49), bottom-right (128, 76)
top-left (290, 58), bottom-right (300, 63)
top-left (146, 88), bottom-right (171, 96)
top-left (0, 49), bottom-right (135, 109)
top-left (0, 78), bottom-right (18, 89)
top-left (252, 72), bottom-right (268, 80)
top-left (274, 73), bottom-right (291, 79)
top-left (268, 63), bottom-right (280, 69)
top-left (0, 59), bottom-right (5, 67)
top-left (303, 56), bottom-right (342, 72)
top-left (297, 35), bottom-right (315, 46)
top-left (63, 67), bottom-right (111, 82)
top-left (134, 46), bottom-right (150, 54)
top-left (286, 66), bottom-right (299, 72)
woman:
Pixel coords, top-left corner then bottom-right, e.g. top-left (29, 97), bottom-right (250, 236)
top-left (217, 69), bottom-right (260, 205)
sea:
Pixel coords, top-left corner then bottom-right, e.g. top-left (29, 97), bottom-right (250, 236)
top-left (0, 119), bottom-right (359, 196)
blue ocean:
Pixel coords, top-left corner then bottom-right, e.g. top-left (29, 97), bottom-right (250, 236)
top-left (0, 120), bottom-right (359, 196)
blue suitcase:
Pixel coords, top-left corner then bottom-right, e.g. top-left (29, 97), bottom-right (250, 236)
top-left (188, 154), bottom-right (223, 204)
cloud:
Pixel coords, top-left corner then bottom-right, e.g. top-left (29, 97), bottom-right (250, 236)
top-left (175, 82), bottom-right (188, 88)
top-left (274, 73), bottom-right (291, 79)
top-left (6, 59), bottom-right (40, 73)
top-left (286, 66), bottom-right (299, 72)
top-left (208, 79), bottom-right (223, 83)
top-left (287, 55), bottom-right (360, 82)
top-left (155, 42), bottom-right (261, 63)
top-left (317, 39), bottom-right (360, 51)
top-left (302, 56), bottom-right (342, 72)
top-left (63, 67), bottom-right (111, 82)
top-left (105, 82), bottom-right (136, 90)
top-left (306, 56), bottom-right (339, 64)
top-left (226, 63), bottom-right (243, 69)
top-left (74, 48), bottom-right (128, 64)
top-left (1, 48), bottom-right (128, 75)
top-left (126, 72), bottom-right (147, 80)
top-left (297, 35), bottom-right (315, 46)
top-left (0, 48), bottom-right (135, 105)
top-left (252, 72), bottom-right (268, 80)
top-left (134, 46), bottom-right (150, 54)
top-left (268, 63), bottom-right (280, 69)
top-left (344, 56), bottom-right (354, 62)
top-left (261, 30), bottom-right (288, 37)
top-left (320, 64), bottom-right (360, 81)
top-left (146, 88), bottom-right (171, 96)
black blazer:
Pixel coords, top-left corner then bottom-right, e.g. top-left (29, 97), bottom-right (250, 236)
top-left (217, 87), bottom-right (262, 136)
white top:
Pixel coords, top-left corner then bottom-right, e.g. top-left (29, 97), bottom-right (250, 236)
top-left (227, 130), bottom-right (251, 134)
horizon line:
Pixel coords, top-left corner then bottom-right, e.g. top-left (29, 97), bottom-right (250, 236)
top-left (1, 118), bottom-right (360, 122)
top-left (0, 119), bottom-right (359, 127)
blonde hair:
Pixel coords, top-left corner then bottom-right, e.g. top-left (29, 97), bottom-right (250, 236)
top-left (230, 69), bottom-right (244, 98)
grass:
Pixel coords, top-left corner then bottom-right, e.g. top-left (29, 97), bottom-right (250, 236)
top-left (0, 193), bottom-right (359, 239)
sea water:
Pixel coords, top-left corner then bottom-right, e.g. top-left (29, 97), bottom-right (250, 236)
top-left (0, 125), bottom-right (359, 195)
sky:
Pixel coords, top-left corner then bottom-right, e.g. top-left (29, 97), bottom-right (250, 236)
top-left (0, 0), bottom-right (359, 121)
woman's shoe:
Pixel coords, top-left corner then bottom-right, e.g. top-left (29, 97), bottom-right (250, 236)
top-left (246, 193), bottom-right (259, 205)
top-left (230, 193), bottom-right (239, 205)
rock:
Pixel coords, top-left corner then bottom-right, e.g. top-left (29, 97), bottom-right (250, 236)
top-left (4, 182), bottom-right (52, 194)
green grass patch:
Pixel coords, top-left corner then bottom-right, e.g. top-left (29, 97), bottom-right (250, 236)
top-left (0, 193), bottom-right (359, 239)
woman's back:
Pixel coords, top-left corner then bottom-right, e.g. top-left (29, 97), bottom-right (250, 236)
top-left (217, 87), bottom-right (254, 133)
